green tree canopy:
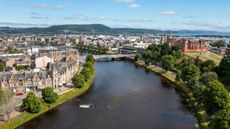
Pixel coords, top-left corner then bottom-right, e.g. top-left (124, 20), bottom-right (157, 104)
top-left (84, 62), bottom-right (95, 74)
top-left (209, 107), bottom-right (230, 129)
top-left (201, 60), bottom-right (216, 72)
top-left (200, 72), bottom-right (218, 85)
top-left (135, 53), bottom-right (141, 61)
top-left (42, 87), bottom-right (58, 104)
top-left (72, 74), bottom-right (85, 88)
top-left (22, 92), bottom-right (41, 113)
top-left (86, 54), bottom-right (94, 63)
top-left (80, 67), bottom-right (91, 81)
top-left (216, 56), bottom-right (230, 86)
top-left (160, 44), bottom-right (172, 56)
top-left (202, 80), bottom-right (230, 116)
top-left (181, 64), bottom-right (200, 87)
top-left (161, 55), bottom-right (175, 71)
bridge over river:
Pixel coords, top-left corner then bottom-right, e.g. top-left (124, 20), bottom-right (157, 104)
top-left (93, 54), bottom-right (135, 61)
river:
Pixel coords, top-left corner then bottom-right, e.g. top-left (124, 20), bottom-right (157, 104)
top-left (17, 61), bottom-right (197, 129)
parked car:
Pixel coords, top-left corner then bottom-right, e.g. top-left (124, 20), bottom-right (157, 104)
top-left (16, 92), bottom-right (24, 96)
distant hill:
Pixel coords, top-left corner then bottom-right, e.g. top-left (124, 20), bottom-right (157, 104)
top-left (0, 24), bottom-right (230, 36)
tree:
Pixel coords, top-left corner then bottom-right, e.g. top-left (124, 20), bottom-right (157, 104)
top-left (72, 74), bottom-right (85, 88)
top-left (175, 71), bottom-right (182, 82)
top-left (22, 92), bottom-right (41, 113)
top-left (209, 107), bottom-right (230, 129)
top-left (80, 67), bottom-right (91, 81)
top-left (161, 55), bottom-right (175, 71)
top-left (160, 44), bottom-right (172, 56)
top-left (84, 62), bottom-right (94, 74)
top-left (181, 64), bottom-right (200, 87)
top-left (201, 60), bottom-right (216, 72)
top-left (194, 56), bottom-right (201, 67)
top-left (42, 87), bottom-right (58, 104)
top-left (0, 62), bottom-right (4, 72)
top-left (216, 56), bottom-right (230, 86)
top-left (202, 80), bottom-right (230, 116)
top-left (86, 54), bottom-right (94, 63)
top-left (200, 72), bottom-right (218, 85)
top-left (147, 44), bottom-right (159, 51)
top-left (135, 53), bottom-right (141, 61)
top-left (177, 58), bottom-right (195, 71)
top-left (210, 40), bottom-right (225, 48)
top-left (144, 58), bottom-right (151, 66)
top-left (0, 89), bottom-right (16, 121)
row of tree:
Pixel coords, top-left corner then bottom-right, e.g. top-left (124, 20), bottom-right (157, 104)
top-left (140, 44), bottom-right (230, 129)
top-left (0, 86), bottom-right (59, 121)
top-left (21, 87), bottom-right (59, 113)
top-left (72, 54), bottom-right (95, 88)
top-left (76, 44), bottom-right (108, 55)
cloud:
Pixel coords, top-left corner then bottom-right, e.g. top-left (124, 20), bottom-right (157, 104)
top-left (115, 0), bottom-right (140, 9)
top-left (128, 19), bottom-right (154, 23)
top-left (129, 3), bottom-right (140, 8)
top-left (159, 11), bottom-right (178, 16)
top-left (183, 21), bottom-right (230, 31)
top-left (29, 12), bottom-right (49, 19)
top-left (0, 22), bottom-right (50, 27)
top-left (15, 3), bottom-right (65, 10)
top-left (30, 16), bottom-right (49, 19)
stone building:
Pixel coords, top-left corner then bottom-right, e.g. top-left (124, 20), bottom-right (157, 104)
top-left (0, 59), bottom-right (79, 93)
top-left (166, 34), bottom-right (208, 53)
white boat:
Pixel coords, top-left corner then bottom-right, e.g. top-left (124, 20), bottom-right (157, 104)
top-left (79, 104), bottom-right (92, 108)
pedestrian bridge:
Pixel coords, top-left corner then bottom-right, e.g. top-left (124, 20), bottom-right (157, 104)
top-left (93, 54), bottom-right (135, 61)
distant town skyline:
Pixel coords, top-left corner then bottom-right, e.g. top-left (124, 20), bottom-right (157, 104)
top-left (1, 0), bottom-right (230, 31)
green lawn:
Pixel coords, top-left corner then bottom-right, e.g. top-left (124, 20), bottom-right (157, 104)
top-left (184, 51), bottom-right (222, 65)
top-left (0, 74), bottom-right (95, 129)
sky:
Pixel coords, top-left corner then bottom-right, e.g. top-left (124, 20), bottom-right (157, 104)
top-left (0, 0), bottom-right (230, 31)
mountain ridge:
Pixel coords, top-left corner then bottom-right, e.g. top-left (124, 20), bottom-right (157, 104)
top-left (0, 24), bottom-right (230, 36)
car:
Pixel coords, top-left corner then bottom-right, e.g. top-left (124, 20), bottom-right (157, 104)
top-left (16, 92), bottom-right (24, 96)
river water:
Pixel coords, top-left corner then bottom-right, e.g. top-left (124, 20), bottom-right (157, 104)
top-left (17, 61), bottom-right (197, 129)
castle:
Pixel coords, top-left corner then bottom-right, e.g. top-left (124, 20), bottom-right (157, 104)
top-left (166, 34), bottom-right (208, 53)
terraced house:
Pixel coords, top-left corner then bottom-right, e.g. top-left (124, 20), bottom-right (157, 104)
top-left (0, 59), bottom-right (79, 93)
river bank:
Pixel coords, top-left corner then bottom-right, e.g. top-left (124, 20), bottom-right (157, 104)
top-left (135, 60), bottom-right (209, 129)
top-left (0, 73), bottom-right (95, 129)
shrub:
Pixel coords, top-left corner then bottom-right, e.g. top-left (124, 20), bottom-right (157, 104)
top-left (42, 87), bottom-right (58, 104)
top-left (72, 74), bottom-right (85, 88)
top-left (22, 92), bottom-right (41, 113)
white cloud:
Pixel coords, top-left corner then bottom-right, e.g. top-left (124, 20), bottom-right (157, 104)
top-left (129, 3), bottom-right (140, 8)
top-left (115, 0), bottom-right (140, 9)
top-left (16, 3), bottom-right (65, 10)
top-left (0, 22), bottom-right (50, 27)
top-left (183, 21), bottom-right (230, 31)
top-left (159, 11), bottom-right (178, 16)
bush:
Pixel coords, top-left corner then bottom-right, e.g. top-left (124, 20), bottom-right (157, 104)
top-left (200, 72), bottom-right (218, 85)
top-left (209, 107), bottom-right (230, 129)
top-left (216, 56), bottom-right (230, 86)
top-left (42, 87), bottom-right (58, 104)
top-left (72, 74), bottom-right (85, 88)
top-left (80, 67), bottom-right (91, 81)
top-left (22, 92), bottom-right (41, 113)
top-left (86, 54), bottom-right (94, 63)
top-left (202, 80), bottom-right (230, 116)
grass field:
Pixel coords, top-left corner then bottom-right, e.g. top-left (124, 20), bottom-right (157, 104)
top-left (184, 51), bottom-right (222, 65)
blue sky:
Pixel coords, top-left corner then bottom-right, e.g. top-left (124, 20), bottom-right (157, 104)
top-left (0, 0), bottom-right (230, 31)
